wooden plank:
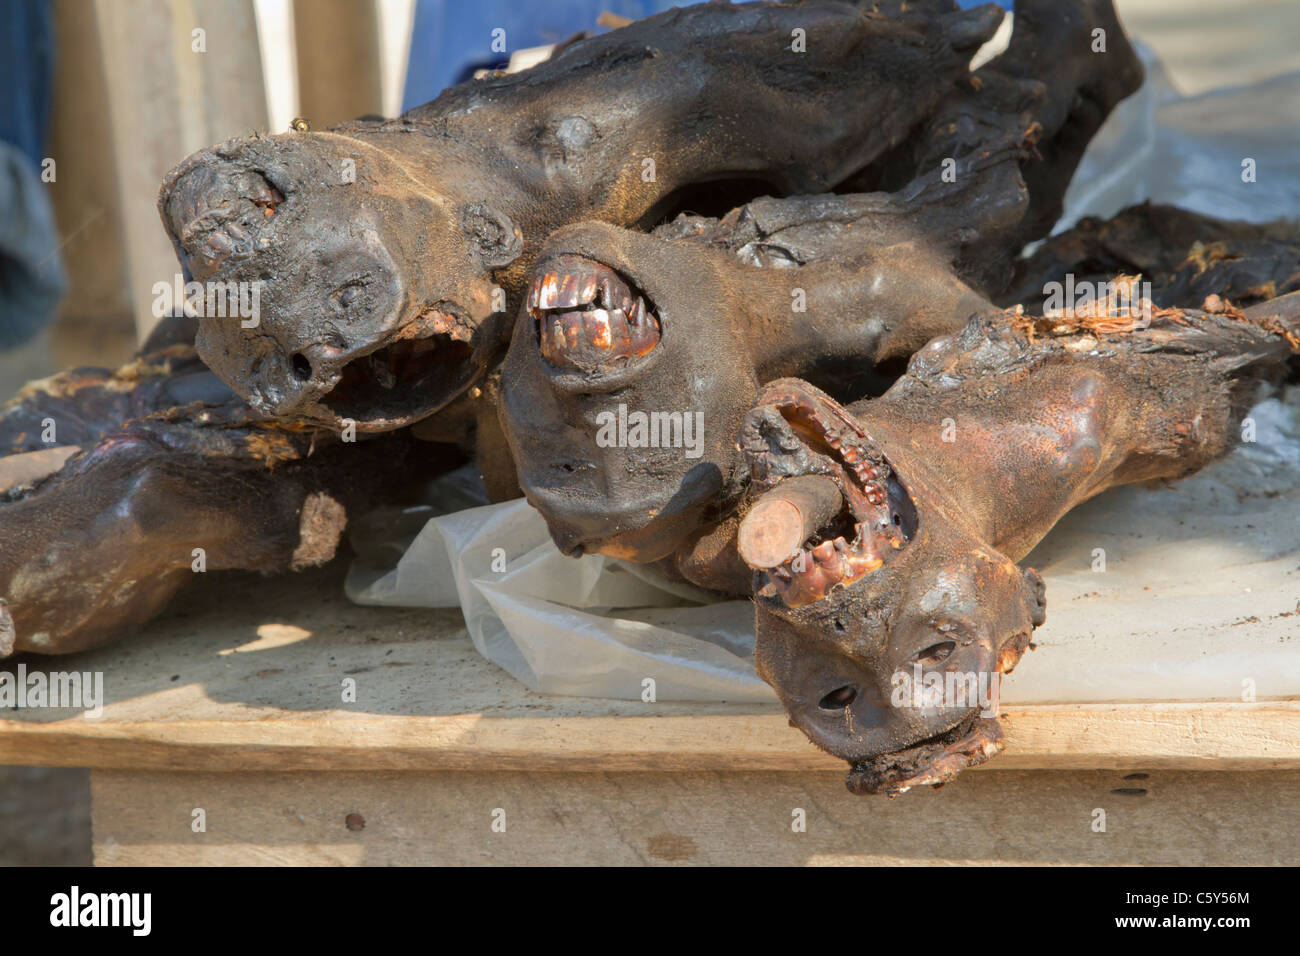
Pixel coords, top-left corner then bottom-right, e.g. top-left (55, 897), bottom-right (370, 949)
top-left (7, 702), bottom-right (1299, 773)
top-left (292, 0), bottom-right (383, 128)
top-left (47, 0), bottom-right (133, 339)
top-left (93, 0), bottom-right (269, 341)
top-left (1, 566), bottom-right (1295, 773)
top-left (90, 768), bottom-right (1300, 865)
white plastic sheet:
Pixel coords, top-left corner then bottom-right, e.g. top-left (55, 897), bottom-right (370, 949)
top-left (1059, 43), bottom-right (1300, 228)
top-left (347, 493), bottom-right (768, 701)
top-left (348, 42), bottom-right (1300, 703)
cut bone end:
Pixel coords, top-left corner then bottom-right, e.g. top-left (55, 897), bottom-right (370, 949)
top-left (737, 499), bottom-right (805, 568)
top-left (738, 474), bottom-right (843, 569)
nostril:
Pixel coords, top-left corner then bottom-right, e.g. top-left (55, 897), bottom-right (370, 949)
top-left (291, 353), bottom-right (312, 381)
top-left (818, 685), bottom-right (857, 710)
top-left (913, 641), bottom-right (956, 666)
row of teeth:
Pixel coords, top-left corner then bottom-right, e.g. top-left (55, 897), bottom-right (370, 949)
top-left (805, 414), bottom-right (887, 510)
top-left (759, 526), bottom-right (886, 607)
top-left (751, 396), bottom-right (906, 607)
top-left (528, 264), bottom-right (660, 370)
top-left (528, 267), bottom-right (638, 315)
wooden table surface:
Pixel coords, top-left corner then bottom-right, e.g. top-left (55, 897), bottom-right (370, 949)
top-left (2, 562), bottom-right (1296, 775)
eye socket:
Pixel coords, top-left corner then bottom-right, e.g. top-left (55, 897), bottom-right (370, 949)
top-left (291, 353), bottom-right (312, 381)
top-left (912, 641), bottom-right (956, 666)
top-left (332, 280), bottom-right (368, 310)
top-left (818, 685), bottom-right (857, 710)
top-left (322, 329), bottom-right (348, 352)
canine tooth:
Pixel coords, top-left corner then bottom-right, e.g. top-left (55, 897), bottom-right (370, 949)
top-left (527, 281), bottom-right (541, 310)
top-left (370, 354), bottom-right (396, 389)
top-left (580, 274), bottom-right (599, 305)
top-left (813, 541), bottom-right (835, 564)
top-left (548, 319), bottom-right (567, 354)
top-left (629, 315), bottom-right (658, 356)
top-left (610, 308), bottom-right (633, 347)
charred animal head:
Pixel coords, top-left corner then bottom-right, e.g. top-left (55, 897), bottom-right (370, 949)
top-left (739, 379), bottom-right (1046, 795)
top-left (159, 132), bottom-right (517, 431)
top-left (500, 222), bottom-right (770, 563)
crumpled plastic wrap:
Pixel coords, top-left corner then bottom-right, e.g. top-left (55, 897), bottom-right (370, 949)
top-left (1059, 43), bottom-right (1300, 229)
top-left (348, 42), bottom-right (1300, 703)
top-left (347, 484), bottom-right (767, 701)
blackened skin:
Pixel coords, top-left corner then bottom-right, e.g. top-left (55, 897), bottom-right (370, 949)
top-left (1003, 201), bottom-right (1300, 312)
top-left (499, 166), bottom-right (1005, 577)
top-left (158, 0), bottom-right (1005, 434)
top-left (743, 293), bottom-right (1300, 796)
top-left (499, 0), bottom-right (1143, 589)
top-left (0, 321), bottom-right (457, 657)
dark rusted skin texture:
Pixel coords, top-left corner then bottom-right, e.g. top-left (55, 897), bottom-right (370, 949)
top-left (499, 0), bottom-right (1142, 591)
top-left (159, 0), bottom-right (1005, 437)
top-left (0, 318), bottom-right (454, 657)
top-left (499, 177), bottom-right (1004, 584)
top-left (740, 292), bottom-right (1300, 796)
top-left (0, 0), bottom-right (1008, 656)
top-left (3, 0), bottom-right (1291, 766)
top-left (0, 0), bottom-right (1113, 656)
top-left (1004, 201), bottom-right (1300, 312)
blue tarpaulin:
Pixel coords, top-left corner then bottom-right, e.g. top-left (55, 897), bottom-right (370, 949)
top-left (402, 0), bottom-right (1014, 108)
top-left (402, 0), bottom-right (696, 109)
top-left (0, 0), bottom-right (66, 347)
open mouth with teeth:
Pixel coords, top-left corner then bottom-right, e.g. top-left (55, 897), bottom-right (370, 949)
top-left (739, 379), bottom-right (914, 607)
top-left (317, 310), bottom-right (476, 429)
top-left (528, 255), bottom-right (660, 373)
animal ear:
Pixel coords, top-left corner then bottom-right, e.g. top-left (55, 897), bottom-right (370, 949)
top-left (1021, 566), bottom-right (1047, 627)
top-left (460, 202), bottom-right (523, 270)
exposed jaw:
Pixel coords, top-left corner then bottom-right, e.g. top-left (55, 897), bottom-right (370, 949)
top-left (315, 307), bottom-right (476, 431)
top-left (741, 382), bottom-right (1005, 796)
top-left (740, 380), bottom-right (913, 607)
top-left (844, 713), bottom-right (1005, 797)
top-left (162, 135), bottom-right (492, 435)
top-left (528, 255), bottom-right (661, 373)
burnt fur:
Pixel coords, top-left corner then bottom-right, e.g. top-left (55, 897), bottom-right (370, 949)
top-left (159, 0), bottom-right (1004, 434)
top-left (743, 293), bottom-right (1300, 794)
top-left (0, 318), bottom-right (454, 656)
top-left (500, 0), bottom-right (1143, 589)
